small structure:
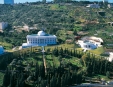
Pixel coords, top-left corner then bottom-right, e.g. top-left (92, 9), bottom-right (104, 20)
top-left (77, 36), bottom-right (103, 50)
top-left (21, 30), bottom-right (57, 48)
top-left (108, 4), bottom-right (113, 8)
top-left (77, 40), bottom-right (98, 50)
top-left (0, 22), bottom-right (8, 30)
top-left (86, 4), bottom-right (100, 8)
top-left (108, 52), bottom-right (113, 62)
top-left (107, 81), bottom-right (113, 85)
top-left (0, 46), bottom-right (4, 54)
top-left (108, 22), bottom-right (113, 26)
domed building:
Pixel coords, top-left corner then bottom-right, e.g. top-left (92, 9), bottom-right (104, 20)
top-left (22, 30), bottom-right (57, 48)
top-left (0, 46), bottom-right (4, 54)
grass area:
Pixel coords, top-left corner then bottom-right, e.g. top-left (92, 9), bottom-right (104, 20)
top-left (45, 43), bottom-right (75, 51)
top-left (88, 47), bottom-right (104, 55)
top-left (53, 56), bottom-right (60, 68)
top-left (92, 74), bottom-right (111, 81)
top-left (46, 55), bottom-right (53, 67)
top-left (62, 57), bottom-right (82, 67)
top-left (76, 47), bottom-right (104, 55)
top-left (24, 54), bottom-right (43, 65)
top-left (49, 4), bottom-right (67, 10)
top-left (0, 72), bottom-right (4, 86)
top-left (46, 54), bottom-right (82, 68)
top-left (0, 42), bottom-right (12, 50)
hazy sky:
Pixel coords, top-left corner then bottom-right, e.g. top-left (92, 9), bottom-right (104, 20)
top-left (0, 0), bottom-right (113, 4)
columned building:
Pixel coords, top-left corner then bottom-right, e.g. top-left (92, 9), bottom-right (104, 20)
top-left (22, 30), bottom-right (57, 48)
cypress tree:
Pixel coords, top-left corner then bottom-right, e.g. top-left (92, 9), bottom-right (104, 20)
top-left (3, 68), bottom-right (10, 87)
top-left (39, 63), bottom-right (45, 79)
top-left (56, 75), bottom-right (61, 87)
top-left (9, 72), bottom-right (16, 87)
top-left (35, 63), bottom-right (39, 80)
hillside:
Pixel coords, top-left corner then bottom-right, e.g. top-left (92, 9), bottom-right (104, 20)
top-left (0, 2), bottom-right (113, 87)
top-left (0, 3), bottom-right (113, 51)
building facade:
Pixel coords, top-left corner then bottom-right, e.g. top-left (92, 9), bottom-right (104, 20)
top-left (77, 36), bottom-right (103, 50)
top-left (108, 4), bottom-right (113, 8)
top-left (86, 4), bottom-right (100, 8)
top-left (4, 0), bottom-right (14, 5)
top-left (22, 30), bottom-right (57, 48)
top-left (0, 22), bottom-right (8, 30)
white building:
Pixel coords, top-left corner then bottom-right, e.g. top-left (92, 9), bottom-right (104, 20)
top-left (0, 22), bottom-right (8, 30)
top-left (108, 4), bottom-right (113, 8)
top-left (0, 46), bottom-right (4, 54)
top-left (22, 30), bottom-right (57, 48)
top-left (77, 36), bottom-right (103, 50)
top-left (108, 52), bottom-right (113, 62)
top-left (86, 4), bottom-right (100, 8)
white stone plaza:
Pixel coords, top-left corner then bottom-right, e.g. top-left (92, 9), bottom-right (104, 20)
top-left (21, 30), bottom-right (57, 48)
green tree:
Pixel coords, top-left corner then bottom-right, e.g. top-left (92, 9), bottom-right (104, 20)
top-left (3, 68), bottom-right (10, 87)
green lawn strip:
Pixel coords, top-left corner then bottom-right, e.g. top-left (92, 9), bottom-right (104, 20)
top-left (46, 55), bottom-right (53, 67)
top-left (45, 44), bottom-right (75, 51)
top-left (53, 56), bottom-right (60, 68)
top-left (24, 56), bottom-right (43, 65)
top-left (76, 47), bottom-right (105, 59)
top-left (62, 57), bottom-right (82, 67)
top-left (70, 57), bottom-right (82, 67)
top-left (91, 74), bottom-right (111, 81)
top-left (88, 47), bottom-right (104, 55)
top-left (0, 42), bottom-right (12, 50)
top-left (49, 4), bottom-right (67, 10)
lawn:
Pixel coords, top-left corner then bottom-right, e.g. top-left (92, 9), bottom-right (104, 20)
top-left (0, 42), bottom-right (12, 50)
top-left (62, 57), bottom-right (82, 67)
top-left (45, 43), bottom-right (75, 51)
top-left (88, 46), bottom-right (104, 55)
top-left (76, 46), bottom-right (104, 55)
top-left (91, 74), bottom-right (111, 81)
top-left (49, 4), bottom-right (67, 10)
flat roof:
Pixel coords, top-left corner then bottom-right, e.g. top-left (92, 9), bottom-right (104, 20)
top-left (27, 34), bottom-right (56, 37)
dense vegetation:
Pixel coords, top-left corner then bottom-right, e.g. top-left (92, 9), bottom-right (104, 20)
top-left (0, 1), bottom-right (113, 87)
top-left (0, 46), bottom-right (112, 87)
top-left (0, 2), bottom-right (113, 50)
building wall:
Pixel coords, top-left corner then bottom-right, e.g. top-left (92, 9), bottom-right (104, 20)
top-left (27, 36), bottom-right (56, 45)
top-left (4, 0), bottom-right (14, 5)
top-left (86, 4), bottom-right (100, 8)
top-left (0, 22), bottom-right (8, 30)
top-left (108, 4), bottom-right (113, 8)
top-left (22, 30), bottom-right (57, 48)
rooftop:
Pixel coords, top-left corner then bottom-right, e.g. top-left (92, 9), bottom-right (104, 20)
top-left (27, 30), bottom-right (56, 37)
top-left (27, 34), bottom-right (56, 37)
